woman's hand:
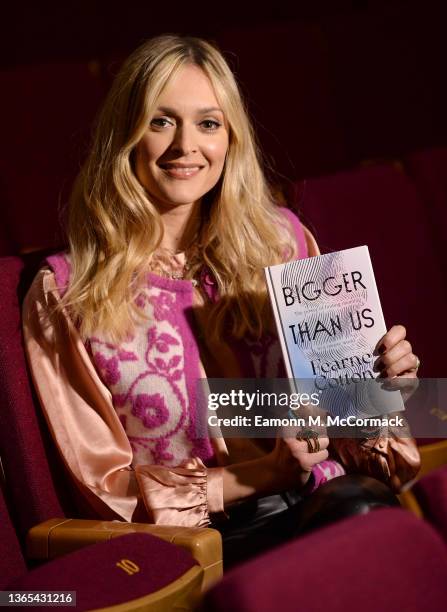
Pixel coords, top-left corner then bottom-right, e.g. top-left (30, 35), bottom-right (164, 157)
top-left (266, 433), bottom-right (330, 491)
top-left (374, 325), bottom-right (419, 378)
top-left (374, 324), bottom-right (419, 402)
top-left (220, 432), bottom-right (329, 506)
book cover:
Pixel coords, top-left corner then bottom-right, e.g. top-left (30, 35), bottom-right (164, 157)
top-left (264, 245), bottom-right (404, 417)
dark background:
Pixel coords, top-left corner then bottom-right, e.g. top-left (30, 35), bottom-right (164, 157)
top-left (1, 0), bottom-right (446, 374)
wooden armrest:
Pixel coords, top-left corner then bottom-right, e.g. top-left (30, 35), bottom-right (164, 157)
top-left (27, 518), bottom-right (222, 590)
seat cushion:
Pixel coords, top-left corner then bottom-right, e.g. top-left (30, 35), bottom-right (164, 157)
top-left (0, 254), bottom-right (68, 541)
top-left (8, 532), bottom-right (197, 610)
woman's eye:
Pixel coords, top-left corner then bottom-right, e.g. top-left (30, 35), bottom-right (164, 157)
top-left (150, 117), bottom-right (173, 129)
top-left (200, 119), bottom-right (221, 131)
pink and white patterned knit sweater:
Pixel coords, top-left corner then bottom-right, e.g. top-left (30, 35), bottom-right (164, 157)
top-left (47, 208), bottom-right (345, 493)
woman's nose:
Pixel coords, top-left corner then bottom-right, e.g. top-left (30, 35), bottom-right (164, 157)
top-left (171, 124), bottom-right (198, 155)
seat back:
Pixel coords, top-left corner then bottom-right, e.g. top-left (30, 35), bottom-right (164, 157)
top-left (404, 147), bottom-right (447, 281)
top-left (0, 483), bottom-right (26, 588)
top-left (203, 508), bottom-right (447, 611)
top-left (413, 464), bottom-right (447, 543)
top-left (216, 22), bottom-right (347, 179)
top-left (0, 62), bottom-right (106, 255)
top-left (289, 161), bottom-right (447, 376)
top-left (0, 254), bottom-right (69, 547)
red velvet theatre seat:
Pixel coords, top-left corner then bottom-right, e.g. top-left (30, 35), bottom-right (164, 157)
top-left (203, 508), bottom-right (447, 612)
top-left (0, 252), bottom-right (223, 593)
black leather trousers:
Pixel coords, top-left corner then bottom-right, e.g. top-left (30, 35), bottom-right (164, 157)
top-left (212, 475), bottom-right (400, 569)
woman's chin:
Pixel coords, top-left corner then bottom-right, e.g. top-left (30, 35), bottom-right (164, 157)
top-left (150, 192), bottom-right (204, 211)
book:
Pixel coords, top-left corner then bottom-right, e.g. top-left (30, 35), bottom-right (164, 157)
top-left (264, 245), bottom-right (404, 417)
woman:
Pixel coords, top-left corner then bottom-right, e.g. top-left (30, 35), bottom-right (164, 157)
top-left (23, 35), bottom-right (420, 565)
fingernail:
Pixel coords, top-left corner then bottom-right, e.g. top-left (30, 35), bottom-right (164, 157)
top-left (373, 359), bottom-right (382, 372)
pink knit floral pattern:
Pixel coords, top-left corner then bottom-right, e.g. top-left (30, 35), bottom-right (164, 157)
top-left (87, 283), bottom-right (196, 467)
top-left (310, 460), bottom-right (346, 492)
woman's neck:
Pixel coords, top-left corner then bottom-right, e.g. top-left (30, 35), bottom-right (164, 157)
top-left (157, 200), bottom-right (202, 253)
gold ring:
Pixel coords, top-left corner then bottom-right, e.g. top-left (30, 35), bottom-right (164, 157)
top-left (296, 430), bottom-right (320, 453)
top-left (309, 437), bottom-right (320, 453)
top-left (414, 356), bottom-right (421, 371)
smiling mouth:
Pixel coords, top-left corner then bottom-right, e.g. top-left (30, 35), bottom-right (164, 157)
top-left (159, 163), bottom-right (204, 179)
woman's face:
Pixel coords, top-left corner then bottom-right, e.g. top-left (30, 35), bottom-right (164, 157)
top-left (134, 64), bottom-right (229, 212)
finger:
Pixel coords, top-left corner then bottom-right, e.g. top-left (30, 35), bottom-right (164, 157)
top-left (300, 449), bottom-right (329, 471)
top-left (374, 325), bottom-right (406, 356)
top-left (378, 353), bottom-right (419, 378)
top-left (380, 376), bottom-right (419, 403)
top-left (399, 370), bottom-right (418, 379)
top-left (374, 339), bottom-right (412, 373)
top-left (380, 376), bottom-right (419, 391)
top-left (289, 438), bottom-right (312, 455)
top-left (316, 436), bottom-right (330, 450)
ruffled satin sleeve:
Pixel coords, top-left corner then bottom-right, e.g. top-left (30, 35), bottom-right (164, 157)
top-left (136, 459), bottom-right (225, 527)
top-left (22, 268), bottom-right (225, 527)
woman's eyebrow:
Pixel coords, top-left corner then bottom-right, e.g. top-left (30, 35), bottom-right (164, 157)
top-left (197, 107), bottom-right (224, 115)
top-left (156, 105), bottom-right (224, 115)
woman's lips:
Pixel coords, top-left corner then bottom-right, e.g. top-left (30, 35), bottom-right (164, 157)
top-left (160, 164), bottom-right (204, 179)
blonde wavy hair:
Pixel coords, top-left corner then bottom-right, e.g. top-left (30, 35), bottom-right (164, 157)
top-left (63, 34), bottom-right (298, 342)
